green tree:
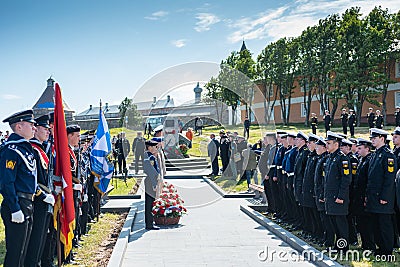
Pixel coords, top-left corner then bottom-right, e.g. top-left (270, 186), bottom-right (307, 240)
top-left (118, 97), bottom-right (142, 128)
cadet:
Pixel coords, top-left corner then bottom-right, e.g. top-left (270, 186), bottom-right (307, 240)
top-left (301, 134), bottom-right (320, 240)
top-left (323, 110), bottom-right (331, 133)
top-left (143, 140), bottom-right (161, 230)
top-left (367, 128), bottom-right (396, 256)
top-left (324, 131), bottom-right (351, 251)
top-left (353, 138), bottom-right (375, 250)
top-left (314, 137), bottom-right (331, 246)
top-left (340, 108), bottom-right (348, 135)
top-left (132, 131), bottom-right (146, 174)
top-left (375, 110), bottom-right (384, 129)
top-left (311, 113), bottom-right (318, 135)
top-left (348, 109), bottom-right (356, 138)
top-left (25, 114), bottom-right (56, 267)
top-left (0, 110), bottom-right (37, 267)
top-left (367, 107), bottom-right (375, 128)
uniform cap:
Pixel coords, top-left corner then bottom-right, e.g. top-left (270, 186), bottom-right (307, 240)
top-left (325, 131), bottom-right (344, 142)
top-left (308, 133), bottom-right (319, 142)
top-left (392, 127), bottom-right (400, 136)
top-left (219, 129), bottom-right (225, 134)
top-left (369, 128), bottom-right (388, 138)
top-left (341, 138), bottom-right (354, 147)
top-left (296, 131), bottom-right (308, 141)
top-left (287, 132), bottom-right (297, 138)
top-left (3, 109), bottom-right (35, 125)
top-left (264, 132), bottom-right (276, 137)
top-left (316, 137), bottom-right (326, 146)
top-left (145, 140), bottom-right (158, 146)
top-left (349, 138), bottom-right (357, 144)
top-left (153, 125), bottom-right (163, 132)
top-left (276, 130), bottom-right (287, 135)
top-left (337, 133), bottom-right (347, 139)
top-left (48, 112), bottom-right (54, 123)
top-left (34, 114), bottom-right (50, 128)
top-left (66, 124), bottom-right (81, 134)
top-left (356, 138), bottom-right (372, 147)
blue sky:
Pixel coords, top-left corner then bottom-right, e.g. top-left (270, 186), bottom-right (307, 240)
top-left (0, 0), bottom-right (399, 131)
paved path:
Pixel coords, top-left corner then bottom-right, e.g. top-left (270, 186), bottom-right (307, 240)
top-left (121, 179), bottom-right (316, 267)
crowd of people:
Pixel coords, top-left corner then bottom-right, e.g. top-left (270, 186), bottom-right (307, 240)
top-left (0, 109), bottom-right (103, 266)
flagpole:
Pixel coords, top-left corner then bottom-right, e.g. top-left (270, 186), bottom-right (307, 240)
top-left (97, 99), bottom-right (102, 222)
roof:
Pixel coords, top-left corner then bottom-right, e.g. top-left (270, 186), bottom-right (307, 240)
top-left (32, 78), bottom-right (73, 111)
top-left (240, 40), bottom-right (247, 52)
top-left (134, 98), bottom-right (175, 111)
top-left (75, 104), bottom-right (120, 117)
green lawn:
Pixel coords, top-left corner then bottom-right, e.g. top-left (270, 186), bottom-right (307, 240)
top-left (108, 177), bottom-right (138, 196)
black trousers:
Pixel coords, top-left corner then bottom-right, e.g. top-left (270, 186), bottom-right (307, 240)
top-left (328, 215), bottom-right (349, 250)
top-left (371, 213), bottom-right (394, 255)
top-left (244, 127), bottom-right (250, 139)
top-left (211, 157), bottom-right (219, 175)
top-left (134, 152), bottom-right (144, 173)
top-left (118, 154), bottom-right (127, 173)
top-left (80, 201), bottom-right (90, 235)
top-left (349, 125), bottom-right (355, 137)
top-left (342, 123), bottom-right (348, 135)
top-left (25, 200), bottom-right (52, 267)
top-left (145, 193), bottom-right (155, 228)
top-left (221, 155), bottom-right (229, 173)
top-left (262, 175), bottom-right (275, 212)
top-left (41, 220), bottom-right (57, 267)
top-left (311, 126), bottom-right (317, 135)
top-left (356, 214), bottom-right (375, 250)
top-left (1, 198), bottom-right (34, 267)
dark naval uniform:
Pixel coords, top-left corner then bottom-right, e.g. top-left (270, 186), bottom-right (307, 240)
top-left (0, 133), bottom-right (37, 267)
top-left (375, 114), bottom-right (384, 129)
top-left (366, 142), bottom-right (396, 256)
top-left (273, 142), bottom-right (287, 220)
top-left (311, 116), bottom-right (318, 135)
top-left (395, 110), bottom-right (400, 127)
top-left (367, 111), bottom-right (375, 128)
top-left (340, 112), bottom-right (348, 135)
top-left (323, 113), bottom-right (331, 133)
top-left (324, 147), bottom-right (351, 250)
top-left (348, 112), bottom-right (356, 137)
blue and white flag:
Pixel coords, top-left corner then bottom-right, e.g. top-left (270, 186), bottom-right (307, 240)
top-left (91, 107), bottom-right (114, 193)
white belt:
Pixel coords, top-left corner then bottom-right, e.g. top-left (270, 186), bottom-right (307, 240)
top-left (287, 173), bottom-right (294, 177)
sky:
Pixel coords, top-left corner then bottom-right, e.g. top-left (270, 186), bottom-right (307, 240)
top-left (0, 0), bottom-right (399, 132)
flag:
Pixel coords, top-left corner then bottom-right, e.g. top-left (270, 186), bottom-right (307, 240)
top-left (53, 82), bottom-right (75, 258)
top-left (91, 105), bottom-right (114, 193)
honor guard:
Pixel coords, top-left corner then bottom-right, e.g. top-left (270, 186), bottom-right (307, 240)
top-left (367, 108), bottom-right (375, 128)
top-left (323, 110), bottom-right (332, 133)
top-left (340, 109), bottom-right (348, 135)
top-left (324, 131), bottom-right (352, 251)
top-left (348, 109), bottom-right (356, 138)
top-left (311, 113), bottom-right (318, 135)
top-left (25, 114), bottom-right (56, 267)
top-left (143, 140), bottom-right (161, 230)
top-left (367, 128), bottom-right (396, 256)
top-left (0, 109), bottom-right (37, 267)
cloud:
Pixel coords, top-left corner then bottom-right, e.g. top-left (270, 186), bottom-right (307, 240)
top-left (194, 13), bottom-right (221, 32)
top-left (227, 0), bottom-right (400, 43)
top-left (145, 10), bottom-right (168, 20)
top-left (2, 94), bottom-right (21, 100)
top-left (171, 39), bottom-right (187, 48)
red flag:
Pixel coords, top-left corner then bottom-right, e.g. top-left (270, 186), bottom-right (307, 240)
top-left (53, 82), bottom-right (75, 258)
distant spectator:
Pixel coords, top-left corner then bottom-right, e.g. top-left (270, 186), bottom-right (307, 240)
top-left (178, 118), bottom-right (184, 133)
top-left (145, 122), bottom-right (152, 139)
top-left (207, 134), bottom-right (220, 176)
top-left (185, 128), bottom-right (194, 148)
top-left (395, 107), bottom-right (400, 127)
top-left (367, 107), bottom-right (375, 128)
top-left (194, 117), bottom-right (203, 135)
top-left (132, 131), bottom-right (146, 174)
top-left (115, 132), bottom-right (130, 174)
top-left (242, 143), bottom-right (258, 191)
top-left (243, 116), bottom-right (250, 139)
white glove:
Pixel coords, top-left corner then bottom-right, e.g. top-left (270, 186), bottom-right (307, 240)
top-left (73, 184), bottom-right (82, 191)
top-left (83, 194), bottom-right (88, 202)
top-left (11, 210), bottom-right (25, 223)
top-left (55, 186), bottom-right (62, 194)
top-left (43, 194), bottom-right (55, 206)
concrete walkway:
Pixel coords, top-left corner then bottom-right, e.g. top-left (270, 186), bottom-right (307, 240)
top-left (118, 179), bottom-right (316, 267)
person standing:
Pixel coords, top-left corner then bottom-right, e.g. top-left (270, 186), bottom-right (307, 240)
top-left (395, 107), bottom-right (400, 127)
top-left (311, 113), bottom-right (318, 135)
top-left (367, 108), bottom-right (375, 128)
top-left (115, 132), bottom-right (130, 174)
top-left (348, 109), bottom-right (356, 138)
top-left (0, 109), bottom-right (37, 267)
top-left (243, 116), bottom-right (250, 139)
top-left (219, 134), bottom-right (230, 174)
top-left (340, 108), bottom-right (348, 135)
top-left (207, 133), bottom-right (220, 176)
top-left (25, 114), bottom-right (56, 267)
top-left (143, 140), bottom-right (161, 230)
top-left (375, 110), bottom-right (384, 129)
top-left (323, 110), bottom-right (331, 134)
top-left (132, 131), bottom-right (146, 174)
top-left (366, 128), bottom-right (396, 256)
top-left (145, 122), bottom-right (152, 139)
top-left (324, 131), bottom-right (351, 251)
top-left (185, 128), bottom-right (194, 149)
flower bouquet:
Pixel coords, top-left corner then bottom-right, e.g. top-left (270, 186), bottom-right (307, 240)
top-left (152, 182), bottom-right (187, 225)
top-left (179, 144), bottom-right (189, 158)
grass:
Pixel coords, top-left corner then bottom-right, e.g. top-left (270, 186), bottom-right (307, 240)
top-left (211, 175), bottom-right (249, 193)
top-left (108, 177), bottom-right (138, 196)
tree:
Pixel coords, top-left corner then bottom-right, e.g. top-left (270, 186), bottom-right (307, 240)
top-left (118, 97), bottom-right (142, 128)
top-left (204, 76), bottom-right (225, 123)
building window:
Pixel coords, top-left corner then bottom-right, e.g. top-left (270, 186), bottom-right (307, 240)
top-left (281, 105), bottom-right (289, 120)
top-left (396, 61), bottom-right (400, 78)
top-left (300, 80), bottom-right (310, 92)
top-left (395, 92), bottom-right (400, 108)
top-left (300, 103), bottom-right (307, 117)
